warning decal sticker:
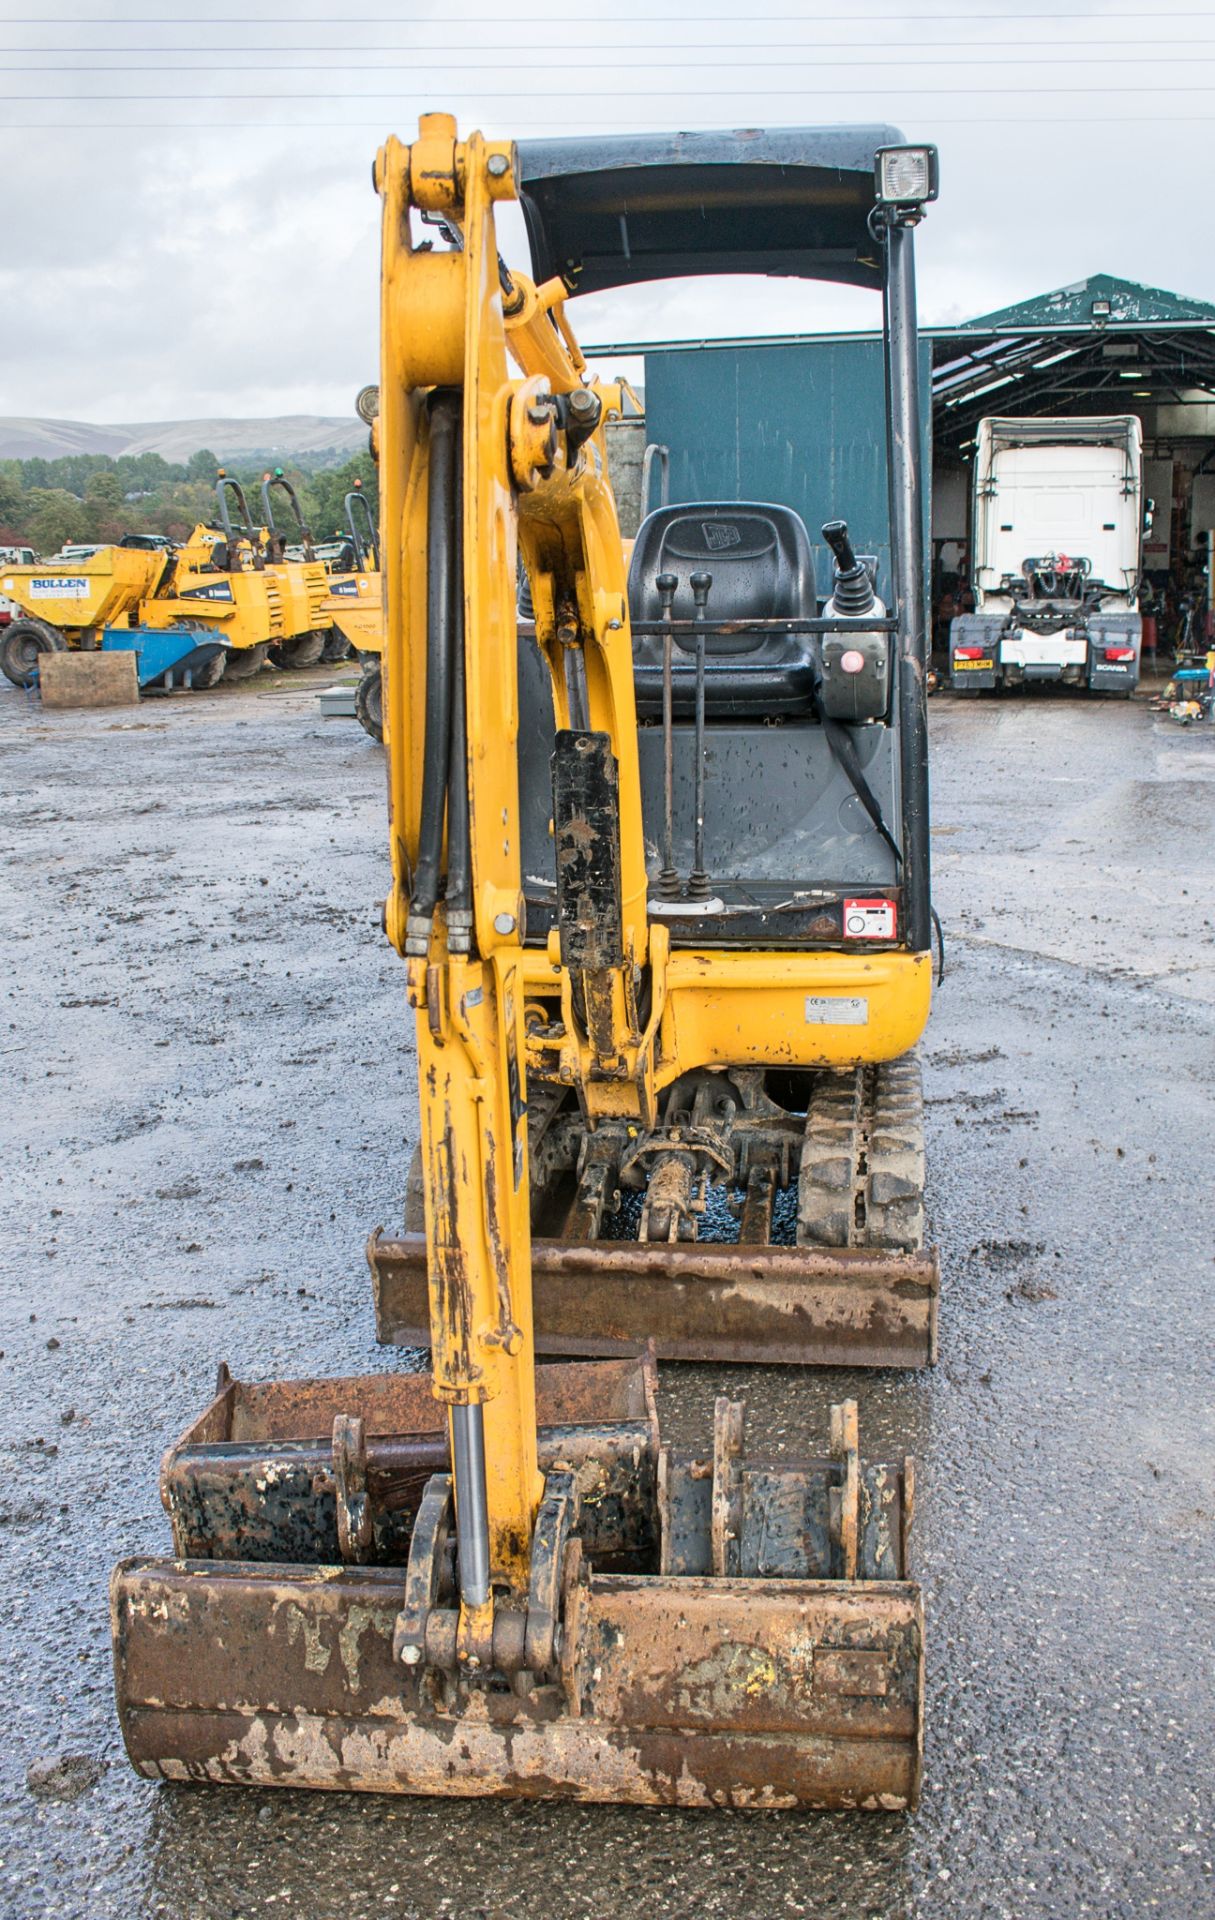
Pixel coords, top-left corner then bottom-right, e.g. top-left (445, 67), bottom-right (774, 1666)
top-left (843, 898), bottom-right (897, 940)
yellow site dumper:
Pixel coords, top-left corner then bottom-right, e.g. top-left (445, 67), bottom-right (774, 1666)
top-left (1, 476), bottom-right (330, 692)
top-left (324, 481), bottom-right (385, 740)
top-left (257, 469), bottom-right (366, 671)
top-left (208, 473), bottom-right (331, 681)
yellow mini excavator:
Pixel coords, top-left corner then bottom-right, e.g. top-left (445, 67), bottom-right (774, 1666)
top-left (112, 118), bottom-right (939, 1810)
top-left (369, 129), bottom-right (941, 1368)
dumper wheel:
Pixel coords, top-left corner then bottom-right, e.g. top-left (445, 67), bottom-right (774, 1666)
top-left (321, 628), bottom-right (351, 664)
top-left (222, 643), bottom-right (270, 681)
top-left (2, 616), bottom-right (67, 689)
top-left (271, 630), bottom-right (326, 670)
top-left (190, 651), bottom-right (227, 689)
top-left (355, 662), bottom-right (383, 743)
top-left (796, 1053), bottom-right (925, 1253)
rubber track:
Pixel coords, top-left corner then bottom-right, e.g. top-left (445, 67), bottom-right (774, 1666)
top-left (794, 1068), bottom-right (865, 1249)
top-left (796, 1053), bottom-right (925, 1252)
top-left (864, 1053), bottom-right (926, 1252)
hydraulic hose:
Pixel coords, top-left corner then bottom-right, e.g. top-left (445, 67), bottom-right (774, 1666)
top-left (407, 390), bottom-right (460, 953)
top-left (446, 435), bottom-right (473, 953)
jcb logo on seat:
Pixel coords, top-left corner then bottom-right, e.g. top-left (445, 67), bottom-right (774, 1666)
top-left (703, 522), bottom-right (741, 551)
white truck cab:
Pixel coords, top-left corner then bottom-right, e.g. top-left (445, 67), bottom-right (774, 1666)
top-left (950, 416), bottom-right (1144, 695)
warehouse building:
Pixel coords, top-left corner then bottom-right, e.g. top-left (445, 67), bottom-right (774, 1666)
top-left (931, 275), bottom-right (1215, 653)
top-left (602, 273), bottom-right (1215, 654)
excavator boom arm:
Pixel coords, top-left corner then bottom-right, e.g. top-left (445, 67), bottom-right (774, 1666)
top-left (377, 118), bottom-right (649, 1612)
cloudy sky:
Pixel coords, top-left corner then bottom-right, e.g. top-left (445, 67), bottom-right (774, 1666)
top-left (1, 0), bottom-right (1211, 423)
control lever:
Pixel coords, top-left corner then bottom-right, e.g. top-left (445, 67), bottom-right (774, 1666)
top-left (656, 572), bottom-right (680, 900)
top-left (688, 570), bottom-right (713, 900)
top-left (822, 519), bottom-right (876, 617)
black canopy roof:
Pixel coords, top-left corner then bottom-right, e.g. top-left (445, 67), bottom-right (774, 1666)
top-left (516, 126), bottom-right (902, 296)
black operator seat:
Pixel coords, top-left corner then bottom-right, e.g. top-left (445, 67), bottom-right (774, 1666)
top-left (627, 502), bottom-right (820, 719)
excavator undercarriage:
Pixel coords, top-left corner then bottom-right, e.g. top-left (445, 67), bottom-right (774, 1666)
top-left (372, 1054), bottom-right (936, 1366)
top-left (113, 116), bottom-right (940, 1811)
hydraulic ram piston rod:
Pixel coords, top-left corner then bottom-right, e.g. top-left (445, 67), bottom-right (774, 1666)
top-left (450, 1402), bottom-right (491, 1608)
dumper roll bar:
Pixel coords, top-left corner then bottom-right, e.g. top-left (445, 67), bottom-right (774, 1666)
top-left (213, 475), bottom-right (265, 571)
top-left (518, 128), bottom-right (934, 953)
top-left (260, 470), bottom-right (316, 562)
top-left (344, 486), bottom-right (380, 570)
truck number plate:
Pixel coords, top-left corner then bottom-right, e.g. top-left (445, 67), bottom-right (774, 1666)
top-left (953, 656), bottom-right (993, 670)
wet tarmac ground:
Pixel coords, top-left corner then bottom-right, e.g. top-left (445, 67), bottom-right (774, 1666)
top-left (1, 674), bottom-right (1212, 1919)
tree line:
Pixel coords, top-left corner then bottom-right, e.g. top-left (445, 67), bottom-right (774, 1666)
top-left (0, 447), bottom-right (379, 556)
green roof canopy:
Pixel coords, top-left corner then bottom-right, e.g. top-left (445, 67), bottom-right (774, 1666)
top-left (966, 272), bottom-right (1215, 332)
top-left (932, 273), bottom-right (1215, 448)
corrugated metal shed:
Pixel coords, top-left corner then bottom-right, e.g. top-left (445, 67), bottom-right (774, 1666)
top-left (643, 337), bottom-right (932, 599)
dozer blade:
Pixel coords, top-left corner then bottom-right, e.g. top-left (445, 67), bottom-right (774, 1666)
top-left (113, 1387), bottom-right (922, 1810)
top-left (369, 1230), bottom-right (939, 1368)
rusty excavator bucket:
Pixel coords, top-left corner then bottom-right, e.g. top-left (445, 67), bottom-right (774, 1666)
top-left (112, 1357), bottom-right (921, 1808)
top-left (112, 119), bottom-right (938, 1814)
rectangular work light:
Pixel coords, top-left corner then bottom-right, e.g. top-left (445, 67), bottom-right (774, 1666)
top-left (875, 145), bottom-right (940, 208)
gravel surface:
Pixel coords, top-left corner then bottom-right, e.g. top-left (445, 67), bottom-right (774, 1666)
top-left (0, 675), bottom-right (1211, 1920)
